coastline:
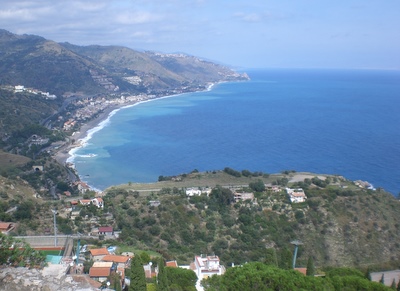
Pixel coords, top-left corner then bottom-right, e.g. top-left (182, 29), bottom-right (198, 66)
top-left (53, 104), bottom-right (122, 166)
top-left (52, 82), bottom-right (219, 169)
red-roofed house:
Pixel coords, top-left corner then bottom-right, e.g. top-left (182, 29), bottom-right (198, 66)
top-left (89, 267), bottom-right (111, 282)
top-left (89, 248), bottom-right (110, 261)
top-left (98, 226), bottom-right (114, 237)
top-left (166, 260), bottom-right (178, 268)
top-left (102, 255), bottom-right (131, 268)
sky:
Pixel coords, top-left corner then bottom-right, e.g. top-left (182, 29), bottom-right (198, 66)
top-left (0, 0), bottom-right (399, 70)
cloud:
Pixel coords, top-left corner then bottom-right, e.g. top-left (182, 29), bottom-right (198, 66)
top-left (115, 11), bottom-right (162, 25)
top-left (233, 12), bottom-right (262, 23)
top-left (0, 4), bottom-right (53, 21)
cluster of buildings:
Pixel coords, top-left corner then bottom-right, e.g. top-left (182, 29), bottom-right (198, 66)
top-left (13, 85), bottom-right (57, 99)
top-left (84, 247), bottom-right (131, 288)
top-left (62, 93), bottom-right (149, 132)
top-left (82, 248), bottom-right (225, 291)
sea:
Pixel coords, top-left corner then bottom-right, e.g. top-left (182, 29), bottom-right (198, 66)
top-left (69, 68), bottom-right (400, 195)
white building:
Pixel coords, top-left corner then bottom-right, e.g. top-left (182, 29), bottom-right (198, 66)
top-left (91, 197), bottom-right (104, 208)
top-left (186, 187), bottom-right (212, 196)
top-left (286, 188), bottom-right (307, 203)
top-left (186, 188), bottom-right (202, 196)
top-left (192, 255), bottom-right (225, 290)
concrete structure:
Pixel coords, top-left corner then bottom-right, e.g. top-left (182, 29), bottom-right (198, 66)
top-left (371, 270), bottom-right (400, 287)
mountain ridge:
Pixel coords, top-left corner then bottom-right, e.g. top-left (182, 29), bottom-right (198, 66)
top-left (0, 29), bottom-right (248, 97)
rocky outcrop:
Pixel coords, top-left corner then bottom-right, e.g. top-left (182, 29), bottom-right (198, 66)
top-left (0, 265), bottom-right (99, 291)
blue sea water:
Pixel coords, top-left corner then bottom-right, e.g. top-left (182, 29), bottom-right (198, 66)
top-left (70, 69), bottom-right (400, 195)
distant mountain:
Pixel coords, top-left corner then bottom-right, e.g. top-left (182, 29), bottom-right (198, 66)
top-left (0, 29), bottom-right (248, 96)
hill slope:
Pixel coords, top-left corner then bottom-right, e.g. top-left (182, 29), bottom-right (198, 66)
top-left (102, 171), bottom-right (400, 268)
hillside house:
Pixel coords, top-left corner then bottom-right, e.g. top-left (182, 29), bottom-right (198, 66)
top-left (286, 188), bottom-right (307, 203)
top-left (98, 226), bottom-right (114, 237)
top-left (102, 255), bottom-right (131, 269)
top-left (186, 188), bottom-right (202, 196)
top-left (75, 181), bottom-right (90, 193)
top-left (89, 248), bottom-right (110, 262)
top-left (186, 187), bottom-right (212, 196)
top-left (91, 197), bottom-right (104, 208)
top-left (192, 255), bottom-right (225, 282)
top-left (234, 192), bottom-right (254, 202)
top-left (89, 262), bottom-right (116, 282)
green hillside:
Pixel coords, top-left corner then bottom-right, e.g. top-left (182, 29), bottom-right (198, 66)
top-left (100, 170), bottom-right (400, 269)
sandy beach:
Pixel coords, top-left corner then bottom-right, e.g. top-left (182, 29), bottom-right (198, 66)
top-left (52, 104), bottom-right (124, 165)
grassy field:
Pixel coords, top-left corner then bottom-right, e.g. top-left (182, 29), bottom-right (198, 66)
top-left (105, 170), bottom-right (335, 194)
top-left (0, 150), bottom-right (31, 171)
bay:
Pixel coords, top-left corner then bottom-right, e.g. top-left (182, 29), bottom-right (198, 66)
top-left (71, 69), bottom-right (400, 195)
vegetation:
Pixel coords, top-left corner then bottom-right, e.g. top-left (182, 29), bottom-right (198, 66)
top-left (0, 232), bottom-right (46, 267)
top-left (164, 267), bottom-right (197, 291)
top-left (102, 171), bottom-right (400, 268)
top-left (130, 255), bottom-right (147, 291)
top-left (157, 258), bottom-right (169, 291)
top-left (201, 262), bottom-right (391, 290)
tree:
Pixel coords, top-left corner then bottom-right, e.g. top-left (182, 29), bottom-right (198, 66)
top-left (209, 186), bottom-right (234, 208)
top-left (306, 256), bottom-right (315, 276)
top-left (140, 251), bottom-right (151, 264)
top-left (249, 179), bottom-right (265, 192)
top-left (207, 262), bottom-right (331, 291)
top-left (264, 248), bottom-right (278, 266)
top-left (164, 267), bottom-right (197, 291)
top-left (157, 259), bottom-right (169, 291)
top-left (380, 273), bottom-right (385, 285)
top-left (130, 255), bottom-right (146, 291)
top-left (109, 271), bottom-right (122, 291)
top-left (391, 279), bottom-right (396, 289)
top-left (0, 233), bottom-right (45, 267)
top-left (279, 248), bottom-right (292, 270)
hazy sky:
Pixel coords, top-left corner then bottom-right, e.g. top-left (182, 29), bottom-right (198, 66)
top-left (1, 0), bottom-right (399, 69)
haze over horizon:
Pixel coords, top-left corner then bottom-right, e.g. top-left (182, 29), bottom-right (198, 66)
top-left (0, 0), bottom-right (399, 70)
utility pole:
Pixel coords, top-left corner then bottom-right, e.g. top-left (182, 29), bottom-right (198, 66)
top-left (52, 209), bottom-right (57, 247)
top-left (291, 240), bottom-right (303, 269)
